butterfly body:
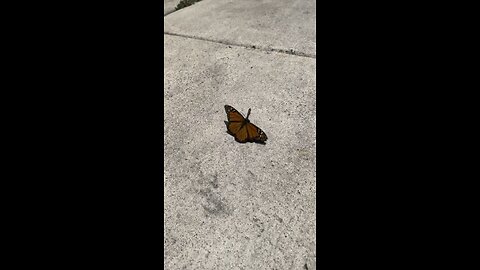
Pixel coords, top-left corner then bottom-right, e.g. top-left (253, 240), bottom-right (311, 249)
top-left (224, 105), bottom-right (267, 143)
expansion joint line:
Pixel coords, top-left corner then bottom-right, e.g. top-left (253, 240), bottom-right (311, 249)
top-left (164, 31), bottom-right (316, 59)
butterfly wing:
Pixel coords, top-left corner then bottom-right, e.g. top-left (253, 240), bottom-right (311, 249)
top-left (225, 105), bottom-right (267, 143)
top-left (224, 105), bottom-right (245, 122)
top-left (233, 124), bottom-right (249, 143)
top-left (227, 121), bottom-right (244, 135)
top-left (246, 122), bottom-right (268, 142)
top-left (225, 105), bottom-right (246, 136)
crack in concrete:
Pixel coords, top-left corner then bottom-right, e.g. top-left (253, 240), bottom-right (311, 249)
top-left (164, 31), bottom-right (316, 59)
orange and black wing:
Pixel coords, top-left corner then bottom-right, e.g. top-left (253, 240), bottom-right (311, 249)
top-left (245, 122), bottom-right (268, 143)
top-left (233, 124), bottom-right (249, 143)
top-left (224, 105), bottom-right (245, 123)
top-left (224, 105), bottom-right (267, 143)
top-left (225, 105), bottom-right (247, 139)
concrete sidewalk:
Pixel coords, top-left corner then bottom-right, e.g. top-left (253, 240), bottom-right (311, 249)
top-left (164, 1), bottom-right (316, 269)
top-left (164, 0), bottom-right (178, 15)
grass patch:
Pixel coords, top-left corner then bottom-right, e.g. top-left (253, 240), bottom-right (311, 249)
top-left (175, 0), bottom-right (203, 11)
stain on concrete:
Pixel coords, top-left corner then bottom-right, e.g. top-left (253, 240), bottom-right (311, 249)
top-left (199, 187), bottom-right (230, 217)
top-left (210, 174), bottom-right (219, 189)
top-left (273, 213), bottom-right (284, 223)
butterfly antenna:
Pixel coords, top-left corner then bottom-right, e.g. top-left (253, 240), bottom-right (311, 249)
top-left (246, 108), bottom-right (251, 120)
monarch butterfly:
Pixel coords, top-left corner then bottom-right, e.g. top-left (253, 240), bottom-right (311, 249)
top-left (224, 105), bottom-right (268, 143)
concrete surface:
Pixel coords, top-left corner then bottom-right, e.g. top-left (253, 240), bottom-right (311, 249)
top-left (164, 0), bottom-right (316, 57)
top-left (164, 0), bottom-right (179, 15)
top-left (164, 0), bottom-right (316, 269)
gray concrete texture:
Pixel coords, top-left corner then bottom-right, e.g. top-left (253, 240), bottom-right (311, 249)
top-left (164, 0), bottom-right (316, 269)
top-left (164, 0), bottom-right (316, 57)
top-left (164, 0), bottom-right (178, 15)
